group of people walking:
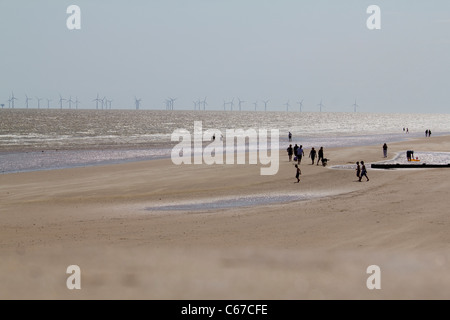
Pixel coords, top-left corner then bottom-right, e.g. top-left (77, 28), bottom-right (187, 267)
top-left (355, 161), bottom-right (369, 182)
top-left (425, 129), bottom-right (432, 137)
top-left (286, 144), bottom-right (324, 166)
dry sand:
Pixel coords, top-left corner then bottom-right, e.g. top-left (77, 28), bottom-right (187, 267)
top-left (1, 135), bottom-right (450, 299)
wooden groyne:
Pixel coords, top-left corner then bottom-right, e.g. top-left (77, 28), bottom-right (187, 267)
top-left (371, 163), bottom-right (450, 169)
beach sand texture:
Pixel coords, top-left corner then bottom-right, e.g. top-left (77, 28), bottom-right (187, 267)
top-left (1, 135), bottom-right (450, 299)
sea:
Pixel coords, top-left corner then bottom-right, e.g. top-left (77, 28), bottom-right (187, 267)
top-left (1, 109), bottom-right (450, 174)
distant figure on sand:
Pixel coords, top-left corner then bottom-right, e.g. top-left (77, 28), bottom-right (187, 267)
top-left (383, 143), bottom-right (388, 158)
top-left (309, 147), bottom-right (317, 165)
top-left (359, 161), bottom-right (369, 182)
top-left (355, 161), bottom-right (361, 180)
top-left (287, 144), bottom-right (293, 162)
top-left (297, 145), bottom-right (304, 164)
top-left (425, 129), bottom-right (429, 137)
top-left (288, 132), bottom-right (292, 142)
top-left (295, 164), bottom-right (301, 183)
top-left (428, 130), bottom-right (431, 137)
top-left (317, 147), bottom-right (324, 165)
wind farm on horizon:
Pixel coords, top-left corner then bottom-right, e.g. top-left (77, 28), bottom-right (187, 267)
top-left (2, 92), bottom-right (363, 113)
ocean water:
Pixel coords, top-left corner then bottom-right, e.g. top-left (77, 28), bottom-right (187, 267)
top-left (1, 109), bottom-right (449, 174)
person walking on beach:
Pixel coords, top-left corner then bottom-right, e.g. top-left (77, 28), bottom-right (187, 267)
top-left (359, 161), bottom-right (369, 182)
top-left (425, 129), bottom-right (429, 137)
top-left (295, 164), bottom-right (301, 183)
top-left (309, 147), bottom-right (317, 165)
top-left (428, 130), bottom-right (431, 137)
top-left (287, 144), bottom-right (293, 162)
top-left (355, 161), bottom-right (361, 180)
top-left (293, 144), bottom-right (299, 158)
top-left (288, 131), bottom-right (292, 142)
top-left (383, 143), bottom-right (388, 158)
top-left (317, 147), bottom-right (324, 165)
top-left (297, 145), bottom-right (304, 164)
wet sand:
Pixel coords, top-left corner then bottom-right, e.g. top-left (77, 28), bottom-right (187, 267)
top-left (1, 135), bottom-right (450, 299)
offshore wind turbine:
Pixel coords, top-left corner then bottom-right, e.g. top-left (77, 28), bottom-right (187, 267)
top-left (228, 98), bottom-right (235, 111)
top-left (262, 99), bottom-right (269, 112)
top-left (317, 99), bottom-right (326, 112)
top-left (59, 94), bottom-right (66, 109)
top-left (75, 97), bottom-right (80, 109)
top-left (35, 97), bottom-right (43, 109)
top-left (237, 98), bottom-right (245, 111)
top-left (193, 100), bottom-right (198, 110)
top-left (168, 97), bottom-right (177, 110)
top-left (25, 94), bottom-right (32, 109)
top-left (202, 97), bottom-right (207, 110)
top-left (297, 99), bottom-right (304, 112)
top-left (284, 100), bottom-right (290, 112)
top-left (106, 99), bottom-right (112, 109)
top-left (46, 98), bottom-right (52, 109)
top-left (93, 93), bottom-right (101, 110)
top-left (253, 101), bottom-right (258, 111)
top-left (7, 97), bottom-right (11, 108)
top-left (101, 97), bottom-right (107, 110)
top-left (352, 99), bottom-right (360, 112)
top-left (134, 97), bottom-right (141, 110)
top-left (68, 96), bottom-right (73, 109)
top-left (11, 92), bottom-right (18, 108)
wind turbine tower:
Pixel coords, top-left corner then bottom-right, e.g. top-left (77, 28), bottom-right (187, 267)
top-left (135, 97), bottom-right (142, 110)
top-left (25, 94), bottom-right (32, 109)
top-left (59, 94), bottom-right (66, 109)
top-left (237, 98), bottom-right (245, 111)
top-left (228, 98), bottom-right (235, 111)
top-left (262, 100), bottom-right (269, 112)
top-left (202, 97), bottom-right (207, 110)
top-left (317, 99), bottom-right (326, 112)
top-left (36, 97), bottom-right (43, 109)
top-left (75, 97), bottom-right (81, 109)
top-left (297, 99), bottom-right (304, 112)
top-left (93, 94), bottom-right (101, 110)
top-left (46, 98), bottom-right (52, 109)
top-left (68, 96), bottom-right (73, 109)
top-left (253, 101), bottom-right (258, 111)
top-left (284, 100), bottom-right (290, 112)
top-left (352, 99), bottom-right (360, 112)
top-left (168, 97), bottom-right (177, 110)
top-left (11, 92), bottom-right (18, 108)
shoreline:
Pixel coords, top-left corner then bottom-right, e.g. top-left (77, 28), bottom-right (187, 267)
top-left (1, 134), bottom-right (450, 299)
top-left (1, 131), bottom-right (449, 175)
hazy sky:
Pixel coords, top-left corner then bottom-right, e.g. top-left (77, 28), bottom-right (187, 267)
top-left (1, 0), bottom-right (449, 113)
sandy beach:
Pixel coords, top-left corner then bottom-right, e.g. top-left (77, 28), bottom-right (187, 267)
top-left (1, 135), bottom-right (450, 299)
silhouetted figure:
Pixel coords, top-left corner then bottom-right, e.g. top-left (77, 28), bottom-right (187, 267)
top-left (359, 161), bottom-right (369, 182)
top-left (356, 161), bottom-right (361, 180)
top-left (428, 130), bottom-right (431, 137)
top-left (317, 147), bottom-right (324, 165)
top-left (295, 164), bottom-right (301, 183)
top-left (293, 144), bottom-right (299, 159)
top-left (288, 131), bottom-right (292, 142)
top-left (309, 147), bottom-right (317, 165)
top-left (383, 143), bottom-right (388, 158)
top-left (287, 144), bottom-right (293, 162)
top-left (425, 129), bottom-right (429, 137)
top-left (297, 145), bottom-right (304, 164)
